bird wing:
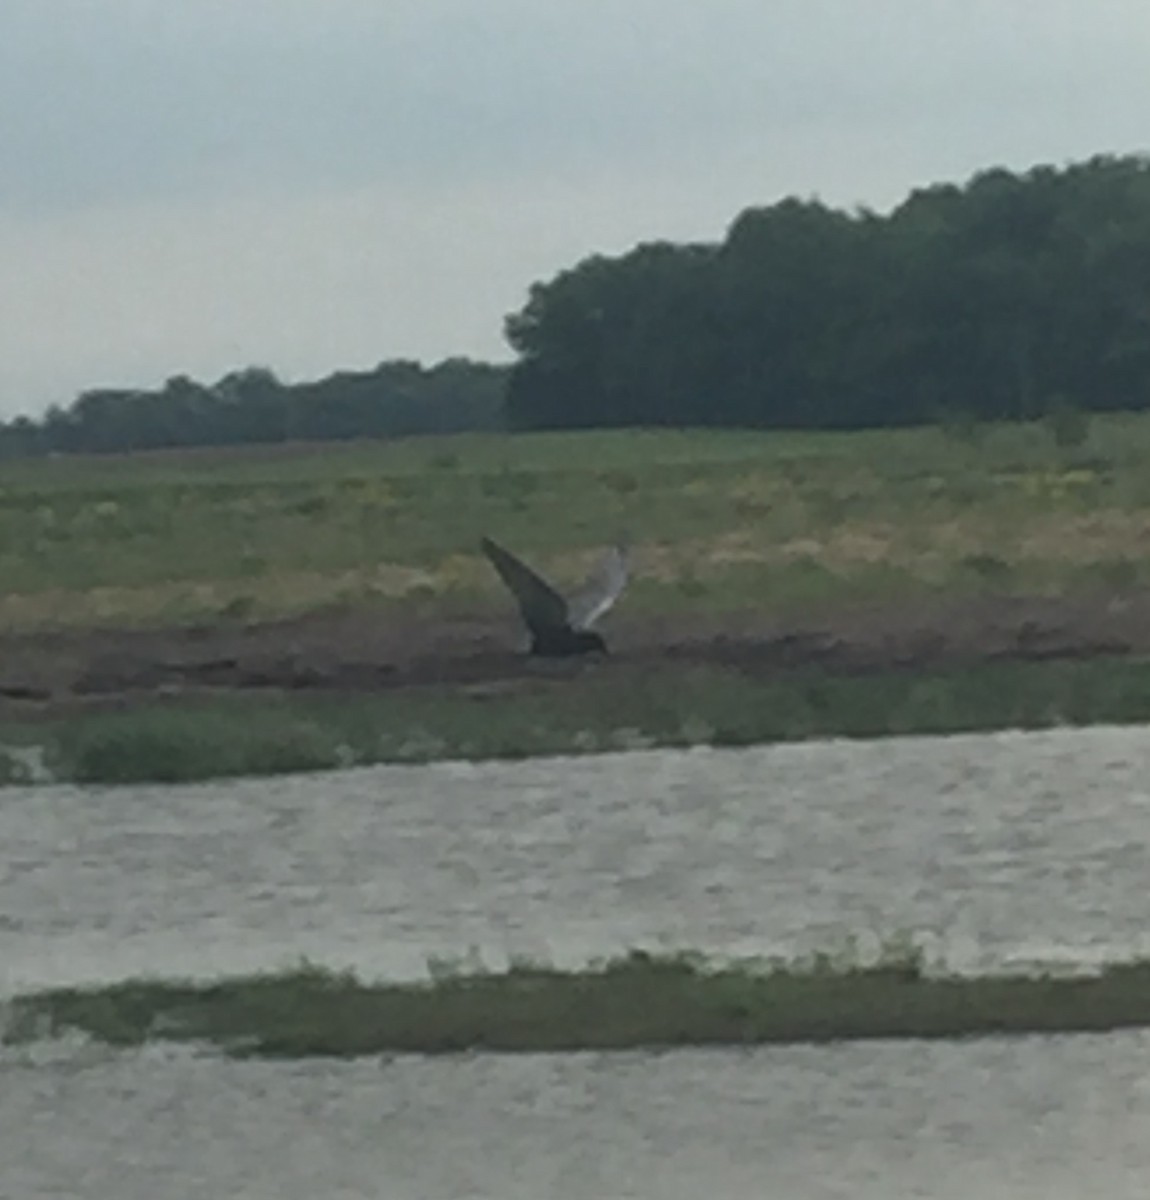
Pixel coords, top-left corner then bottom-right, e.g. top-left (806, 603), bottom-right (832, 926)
top-left (567, 545), bottom-right (629, 630)
top-left (480, 537), bottom-right (570, 637)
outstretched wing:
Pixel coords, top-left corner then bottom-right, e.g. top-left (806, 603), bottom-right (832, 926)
top-left (480, 537), bottom-right (570, 637)
top-left (567, 545), bottom-right (629, 630)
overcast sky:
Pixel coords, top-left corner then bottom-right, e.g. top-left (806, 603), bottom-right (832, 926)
top-left (1, 0), bottom-right (1148, 417)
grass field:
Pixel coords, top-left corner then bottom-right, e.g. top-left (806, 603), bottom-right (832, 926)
top-left (8, 949), bottom-right (1150, 1058)
top-left (4, 414), bottom-right (1150, 782)
top-left (2, 412), bottom-right (1150, 630)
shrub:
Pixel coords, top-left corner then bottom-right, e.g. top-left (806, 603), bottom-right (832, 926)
top-left (56, 707), bottom-right (344, 784)
top-left (1045, 397), bottom-right (1090, 449)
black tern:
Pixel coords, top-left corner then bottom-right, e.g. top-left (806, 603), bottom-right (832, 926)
top-left (480, 536), bottom-right (629, 657)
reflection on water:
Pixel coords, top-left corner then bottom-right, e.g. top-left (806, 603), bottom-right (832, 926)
top-left (2, 724), bottom-right (1150, 993)
top-left (3, 724), bottom-right (1150, 1197)
top-left (3, 1033), bottom-right (1150, 1199)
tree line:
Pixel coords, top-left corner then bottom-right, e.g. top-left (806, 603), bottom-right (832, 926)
top-left (505, 154), bottom-right (1150, 431)
top-left (0, 358), bottom-right (508, 458)
top-left (4, 153), bottom-right (1149, 456)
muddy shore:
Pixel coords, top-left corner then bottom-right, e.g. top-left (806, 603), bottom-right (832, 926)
top-left (2, 587), bottom-right (1148, 720)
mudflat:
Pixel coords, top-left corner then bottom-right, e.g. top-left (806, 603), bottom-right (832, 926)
top-left (2, 586), bottom-right (1147, 718)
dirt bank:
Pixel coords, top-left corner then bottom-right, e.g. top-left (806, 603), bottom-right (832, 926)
top-left (2, 587), bottom-right (1149, 720)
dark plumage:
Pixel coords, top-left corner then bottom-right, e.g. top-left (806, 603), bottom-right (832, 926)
top-left (480, 536), bottom-right (629, 657)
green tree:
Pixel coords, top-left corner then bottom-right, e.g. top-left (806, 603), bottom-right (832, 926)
top-left (504, 153), bottom-right (1150, 433)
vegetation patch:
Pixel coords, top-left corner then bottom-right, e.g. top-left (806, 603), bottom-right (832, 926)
top-left (51, 704), bottom-right (349, 785)
top-left (7, 951), bottom-right (1150, 1059)
top-left (9, 654), bottom-right (1150, 785)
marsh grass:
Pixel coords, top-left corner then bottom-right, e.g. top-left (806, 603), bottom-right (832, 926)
top-left (51, 704), bottom-right (350, 784)
top-left (4, 415), bottom-right (1150, 630)
top-left (9, 654), bottom-right (1150, 785)
top-left (8, 950), bottom-right (1150, 1058)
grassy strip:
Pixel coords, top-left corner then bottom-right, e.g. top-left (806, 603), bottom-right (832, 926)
top-left (7, 952), bottom-right (1150, 1058)
top-left (4, 654), bottom-right (1150, 785)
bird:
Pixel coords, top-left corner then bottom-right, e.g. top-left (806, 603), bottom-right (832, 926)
top-left (479, 535), bottom-right (629, 657)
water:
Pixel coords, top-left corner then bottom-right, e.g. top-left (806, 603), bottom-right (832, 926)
top-left (3, 724), bottom-right (1150, 991)
top-left (3, 724), bottom-right (1150, 1197)
top-left (3, 1034), bottom-right (1150, 1199)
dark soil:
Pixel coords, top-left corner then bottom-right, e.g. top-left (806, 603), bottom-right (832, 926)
top-left (3, 586), bottom-right (1150, 719)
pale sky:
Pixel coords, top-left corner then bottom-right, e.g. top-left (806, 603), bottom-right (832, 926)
top-left (2, 0), bottom-right (1148, 417)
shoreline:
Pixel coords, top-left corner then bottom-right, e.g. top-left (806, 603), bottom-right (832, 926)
top-left (3, 587), bottom-right (1149, 783)
top-left (3, 583), bottom-right (1149, 712)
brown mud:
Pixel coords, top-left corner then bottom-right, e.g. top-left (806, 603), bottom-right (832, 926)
top-left (2, 587), bottom-right (1149, 720)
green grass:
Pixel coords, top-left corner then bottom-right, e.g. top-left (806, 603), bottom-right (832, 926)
top-left (7, 950), bottom-right (1150, 1058)
top-left (4, 414), bottom-right (1150, 629)
top-left (6, 654), bottom-right (1150, 785)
